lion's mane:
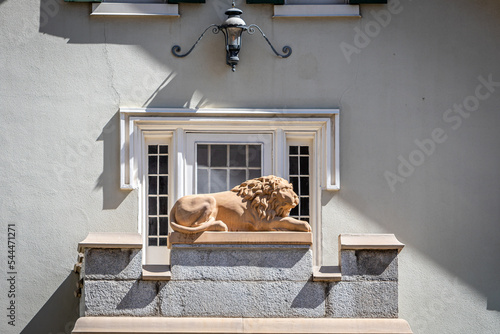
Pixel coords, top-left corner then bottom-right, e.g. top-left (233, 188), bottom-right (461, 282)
top-left (231, 175), bottom-right (295, 221)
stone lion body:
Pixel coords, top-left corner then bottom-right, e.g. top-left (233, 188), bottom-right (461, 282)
top-left (170, 176), bottom-right (311, 233)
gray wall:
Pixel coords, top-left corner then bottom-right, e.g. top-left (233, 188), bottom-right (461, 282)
top-left (1, 0), bottom-right (499, 333)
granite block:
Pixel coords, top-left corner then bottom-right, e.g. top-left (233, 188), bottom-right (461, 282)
top-left (160, 280), bottom-right (326, 318)
top-left (84, 249), bottom-right (142, 280)
top-left (327, 281), bottom-right (398, 318)
top-left (85, 280), bottom-right (160, 316)
top-left (170, 245), bottom-right (312, 281)
top-left (340, 250), bottom-right (398, 281)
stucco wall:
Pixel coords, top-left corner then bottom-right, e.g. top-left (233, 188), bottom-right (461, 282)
top-left (1, 0), bottom-right (499, 333)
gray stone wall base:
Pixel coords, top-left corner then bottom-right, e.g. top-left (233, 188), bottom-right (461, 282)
top-left (340, 250), bottom-right (398, 281)
top-left (160, 280), bottom-right (326, 318)
top-left (170, 245), bottom-right (312, 281)
top-left (84, 249), bottom-right (142, 280)
top-left (327, 281), bottom-right (398, 318)
top-left (82, 241), bottom-right (401, 319)
top-left (85, 280), bottom-right (160, 316)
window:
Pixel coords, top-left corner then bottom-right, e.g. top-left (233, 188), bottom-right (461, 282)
top-left (120, 108), bottom-right (339, 266)
top-left (196, 144), bottom-right (263, 193)
top-left (288, 144), bottom-right (311, 223)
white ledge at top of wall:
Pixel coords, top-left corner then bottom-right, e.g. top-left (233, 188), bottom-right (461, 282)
top-left (73, 317), bottom-right (413, 334)
top-left (168, 231), bottom-right (313, 248)
top-left (78, 232), bottom-right (142, 252)
top-left (120, 107), bottom-right (339, 116)
top-left (91, 3), bottom-right (179, 17)
top-left (273, 5), bottom-right (360, 18)
top-left (339, 234), bottom-right (405, 252)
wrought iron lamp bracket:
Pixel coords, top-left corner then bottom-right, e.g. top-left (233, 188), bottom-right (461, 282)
top-left (246, 24), bottom-right (292, 59)
top-left (171, 24), bottom-right (221, 58)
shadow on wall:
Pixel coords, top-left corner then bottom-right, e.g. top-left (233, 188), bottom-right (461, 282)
top-left (21, 272), bottom-right (80, 334)
top-left (95, 112), bottom-right (130, 210)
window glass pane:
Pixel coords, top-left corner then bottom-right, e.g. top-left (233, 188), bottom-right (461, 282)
top-left (248, 145), bottom-right (261, 167)
top-left (148, 238), bottom-right (158, 246)
top-left (289, 156), bottom-right (298, 175)
top-left (300, 156), bottom-right (309, 175)
top-left (159, 217), bottom-right (169, 235)
top-left (158, 176), bottom-right (168, 194)
top-left (148, 156), bottom-right (158, 174)
top-left (300, 177), bottom-right (309, 196)
top-left (148, 197), bottom-right (157, 216)
top-left (230, 169), bottom-right (246, 188)
top-left (300, 197), bottom-right (309, 216)
top-left (148, 145), bottom-right (158, 154)
top-left (230, 145), bottom-right (246, 167)
top-left (148, 176), bottom-right (157, 195)
top-left (211, 145), bottom-right (227, 167)
top-left (290, 177), bottom-right (299, 193)
top-left (159, 156), bottom-right (169, 174)
top-left (248, 169), bottom-right (261, 180)
top-left (289, 146), bottom-right (298, 155)
top-left (159, 197), bottom-right (169, 215)
top-left (197, 145), bottom-right (209, 167)
top-left (159, 145), bottom-right (168, 154)
top-left (210, 169), bottom-right (227, 192)
top-left (290, 205), bottom-right (299, 217)
top-left (158, 238), bottom-right (168, 246)
top-left (300, 146), bottom-right (309, 155)
top-left (197, 169), bottom-right (209, 194)
top-left (148, 217), bottom-right (158, 236)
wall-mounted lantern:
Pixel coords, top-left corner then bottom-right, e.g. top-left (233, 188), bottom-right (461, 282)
top-left (172, 1), bottom-right (291, 72)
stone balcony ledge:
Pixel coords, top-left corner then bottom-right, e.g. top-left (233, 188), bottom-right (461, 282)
top-left (73, 317), bottom-right (413, 334)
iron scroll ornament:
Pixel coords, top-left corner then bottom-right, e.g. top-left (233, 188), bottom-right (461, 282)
top-left (171, 5), bottom-right (291, 71)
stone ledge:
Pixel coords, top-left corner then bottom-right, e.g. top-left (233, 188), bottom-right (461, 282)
top-left (168, 232), bottom-right (312, 247)
top-left (72, 317), bottom-right (413, 333)
top-left (78, 232), bottom-right (142, 252)
top-left (142, 265), bottom-right (171, 281)
top-left (339, 234), bottom-right (404, 252)
top-left (313, 266), bottom-right (342, 282)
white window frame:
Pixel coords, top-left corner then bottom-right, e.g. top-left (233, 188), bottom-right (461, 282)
top-left (120, 108), bottom-right (339, 266)
top-left (185, 133), bottom-right (274, 195)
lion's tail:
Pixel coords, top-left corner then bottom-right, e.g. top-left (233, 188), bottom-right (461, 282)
top-left (170, 210), bottom-right (228, 234)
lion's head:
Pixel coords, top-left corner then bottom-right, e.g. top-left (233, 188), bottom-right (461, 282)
top-left (231, 175), bottom-right (299, 221)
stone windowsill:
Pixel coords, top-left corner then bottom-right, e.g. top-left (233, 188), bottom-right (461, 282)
top-left (273, 5), bottom-right (361, 18)
top-left (72, 317), bottom-right (413, 334)
top-left (78, 232), bottom-right (142, 252)
top-left (339, 234), bottom-right (405, 252)
top-left (142, 265), bottom-right (171, 281)
top-left (90, 3), bottom-right (179, 16)
top-left (168, 231), bottom-right (313, 248)
top-left (312, 265), bottom-right (342, 282)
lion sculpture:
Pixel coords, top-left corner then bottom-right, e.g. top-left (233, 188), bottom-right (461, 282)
top-left (170, 175), bottom-right (311, 233)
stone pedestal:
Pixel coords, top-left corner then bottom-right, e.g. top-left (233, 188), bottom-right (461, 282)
top-left (74, 232), bottom-right (412, 333)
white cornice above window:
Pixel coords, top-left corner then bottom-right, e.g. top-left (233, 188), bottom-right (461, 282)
top-left (119, 108), bottom-right (340, 192)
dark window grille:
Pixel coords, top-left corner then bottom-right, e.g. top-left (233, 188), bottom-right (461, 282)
top-left (288, 145), bottom-right (310, 224)
top-left (147, 144), bottom-right (169, 246)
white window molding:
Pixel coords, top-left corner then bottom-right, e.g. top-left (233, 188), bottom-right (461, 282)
top-left (91, 3), bottom-right (179, 16)
top-left (119, 108), bottom-right (339, 266)
top-left (274, 1), bottom-right (360, 18)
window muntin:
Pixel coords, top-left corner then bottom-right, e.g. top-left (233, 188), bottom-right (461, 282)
top-left (196, 144), bottom-right (262, 194)
top-left (185, 133), bottom-right (273, 196)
